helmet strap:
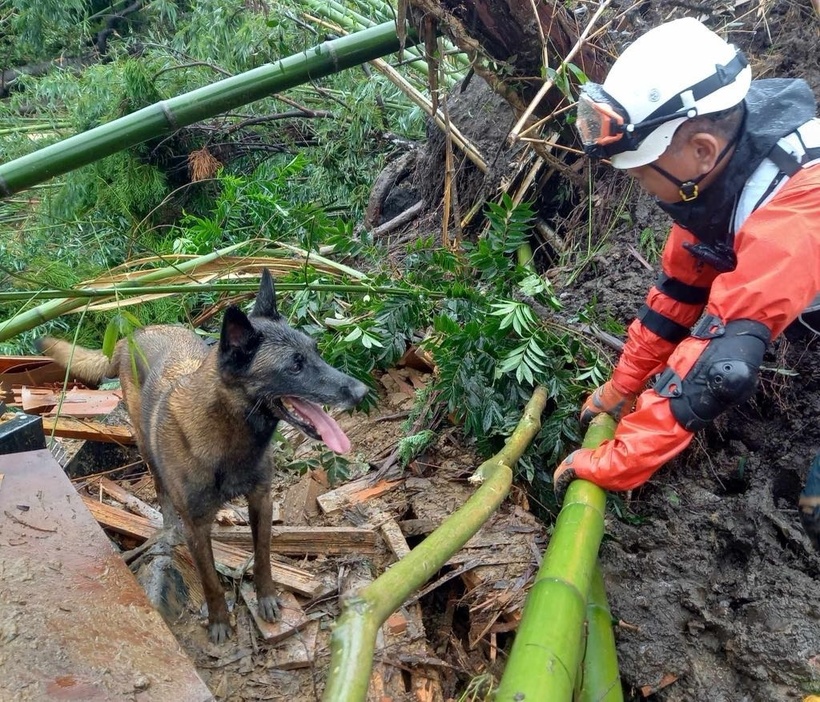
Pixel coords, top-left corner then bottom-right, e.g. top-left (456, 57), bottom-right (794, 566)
top-left (649, 131), bottom-right (738, 202)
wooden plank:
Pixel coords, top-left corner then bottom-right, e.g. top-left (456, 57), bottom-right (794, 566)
top-left (99, 477), bottom-right (162, 524)
top-left (83, 494), bottom-right (154, 539)
top-left (21, 386), bottom-right (122, 417)
top-left (81, 495), bottom-right (324, 597)
top-left (41, 415), bottom-right (135, 444)
top-left (212, 525), bottom-right (379, 555)
top-left (316, 475), bottom-right (402, 515)
top-left (0, 355), bottom-right (56, 374)
top-left (0, 357), bottom-right (69, 402)
top-left (0, 450), bottom-right (213, 701)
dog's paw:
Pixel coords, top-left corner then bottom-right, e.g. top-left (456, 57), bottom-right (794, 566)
top-left (208, 621), bottom-right (233, 644)
top-left (257, 594), bottom-right (280, 622)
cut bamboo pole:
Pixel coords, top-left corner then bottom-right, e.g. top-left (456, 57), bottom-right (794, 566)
top-left (495, 414), bottom-right (615, 701)
top-left (322, 386), bottom-right (549, 702)
top-left (576, 565), bottom-right (623, 702)
top-left (0, 22), bottom-right (417, 197)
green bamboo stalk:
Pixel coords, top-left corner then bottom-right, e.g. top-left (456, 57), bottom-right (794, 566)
top-left (322, 386), bottom-right (549, 702)
top-left (495, 414), bottom-right (616, 702)
top-left (0, 22), bottom-right (417, 197)
top-left (576, 566), bottom-right (623, 702)
top-left (302, 0), bottom-right (430, 77)
top-left (303, 0), bottom-right (468, 82)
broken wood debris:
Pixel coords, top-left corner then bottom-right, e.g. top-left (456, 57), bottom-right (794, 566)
top-left (98, 476), bottom-right (162, 524)
top-left (379, 515), bottom-right (412, 560)
top-left (282, 468), bottom-right (328, 525)
top-left (213, 524), bottom-right (378, 554)
top-left (40, 415), bottom-right (135, 444)
top-left (81, 495), bottom-right (324, 597)
top-left (316, 474), bottom-right (402, 515)
top-left (1, 356), bottom-right (557, 699)
top-left (240, 583), bottom-right (321, 650)
top-left (19, 386), bottom-right (123, 417)
top-left (82, 492), bottom-right (378, 556)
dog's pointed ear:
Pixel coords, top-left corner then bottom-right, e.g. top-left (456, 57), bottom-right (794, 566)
top-left (252, 268), bottom-right (280, 320)
top-left (220, 305), bottom-right (261, 365)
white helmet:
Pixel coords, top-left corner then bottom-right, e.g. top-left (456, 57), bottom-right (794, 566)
top-left (576, 17), bottom-right (752, 169)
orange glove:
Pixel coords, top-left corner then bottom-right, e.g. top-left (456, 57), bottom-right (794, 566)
top-left (552, 451), bottom-right (580, 504)
top-left (579, 380), bottom-right (637, 427)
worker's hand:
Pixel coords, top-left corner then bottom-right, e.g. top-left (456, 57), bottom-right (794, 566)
top-left (553, 450), bottom-right (580, 505)
top-left (580, 380), bottom-right (637, 427)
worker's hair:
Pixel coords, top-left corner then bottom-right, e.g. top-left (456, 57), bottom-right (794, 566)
top-left (675, 102), bottom-right (746, 143)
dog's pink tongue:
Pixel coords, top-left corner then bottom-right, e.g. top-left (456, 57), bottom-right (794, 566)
top-left (287, 397), bottom-right (352, 454)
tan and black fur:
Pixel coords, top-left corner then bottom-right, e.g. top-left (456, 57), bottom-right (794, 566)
top-left (37, 270), bottom-right (367, 643)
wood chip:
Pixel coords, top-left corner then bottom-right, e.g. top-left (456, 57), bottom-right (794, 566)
top-left (240, 584), bottom-right (319, 644)
top-left (282, 470), bottom-right (327, 525)
top-left (379, 516), bottom-right (411, 560)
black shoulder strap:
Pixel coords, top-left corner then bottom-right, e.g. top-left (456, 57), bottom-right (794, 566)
top-left (767, 141), bottom-right (820, 177)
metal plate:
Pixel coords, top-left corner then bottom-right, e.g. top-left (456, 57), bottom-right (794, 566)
top-left (0, 449), bottom-right (214, 701)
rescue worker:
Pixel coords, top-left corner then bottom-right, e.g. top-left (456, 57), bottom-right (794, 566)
top-left (552, 17), bottom-right (820, 548)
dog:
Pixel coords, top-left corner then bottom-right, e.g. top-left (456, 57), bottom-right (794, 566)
top-left (37, 269), bottom-right (368, 642)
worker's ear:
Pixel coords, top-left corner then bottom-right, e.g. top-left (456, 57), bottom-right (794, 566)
top-left (687, 132), bottom-right (723, 174)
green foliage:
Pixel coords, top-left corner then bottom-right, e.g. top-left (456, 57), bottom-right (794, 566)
top-left (4, 0), bottom-right (88, 64)
top-left (1, 0), bottom-right (426, 306)
top-left (397, 429), bottom-right (438, 469)
top-left (638, 225), bottom-right (663, 264)
top-left (466, 194), bottom-right (534, 286)
top-left (288, 449), bottom-right (353, 486)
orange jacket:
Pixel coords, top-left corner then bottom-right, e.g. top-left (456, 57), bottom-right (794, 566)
top-left (572, 163), bottom-right (820, 491)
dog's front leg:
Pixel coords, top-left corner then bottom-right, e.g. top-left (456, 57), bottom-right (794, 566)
top-left (186, 519), bottom-right (232, 643)
top-left (247, 484), bottom-right (277, 622)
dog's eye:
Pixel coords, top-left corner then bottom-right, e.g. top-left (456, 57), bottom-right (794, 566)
top-left (291, 353), bottom-right (304, 373)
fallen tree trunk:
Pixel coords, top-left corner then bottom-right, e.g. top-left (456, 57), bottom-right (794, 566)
top-left (408, 0), bottom-right (606, 116)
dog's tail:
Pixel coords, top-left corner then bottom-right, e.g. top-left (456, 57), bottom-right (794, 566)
top-left (36, 337), bottom-right (118, 386)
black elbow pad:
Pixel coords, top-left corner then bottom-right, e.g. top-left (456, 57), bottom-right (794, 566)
top-left (654, 317), bottom-right (771, 432)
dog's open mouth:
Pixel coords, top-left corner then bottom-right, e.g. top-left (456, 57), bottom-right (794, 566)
top-left (271, 397), bottom-right (352, 454)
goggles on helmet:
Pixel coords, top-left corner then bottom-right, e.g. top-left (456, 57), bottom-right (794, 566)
top-left (576, 84), bottom-right (629, 152)
top-left (576, 49), bottom-right (749, 161)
